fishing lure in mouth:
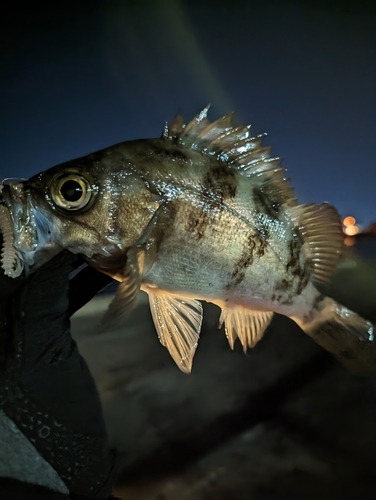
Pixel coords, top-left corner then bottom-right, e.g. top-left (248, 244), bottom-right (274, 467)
top-left (0, 106), bottom-right (374, 373)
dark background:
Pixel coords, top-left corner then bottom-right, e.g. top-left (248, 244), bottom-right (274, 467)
top-left (0, 0), bottom-right (375, 226)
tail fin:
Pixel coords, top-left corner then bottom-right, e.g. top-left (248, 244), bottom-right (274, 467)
top-left (296, 298), bottom-right (376, 376)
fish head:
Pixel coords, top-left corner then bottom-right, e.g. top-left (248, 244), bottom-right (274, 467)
top-left (0, 156), bottom-right (162, 278)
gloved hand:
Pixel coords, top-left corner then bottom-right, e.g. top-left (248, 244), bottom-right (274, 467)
top-left (0, 247), bottom-right (117, 499)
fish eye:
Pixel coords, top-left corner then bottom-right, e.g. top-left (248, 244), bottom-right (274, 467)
top-left (51, 173), bottom-right (93, 211)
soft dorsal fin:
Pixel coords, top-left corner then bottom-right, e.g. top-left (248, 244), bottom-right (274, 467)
top-left (219, 307), bottom-right (273, 352)
top-left (286, 203), bottom-right (344, 285)
top-left (164, 106), bottom-right (296, 207)
top-left (146, 288), bottom-right (203, 373)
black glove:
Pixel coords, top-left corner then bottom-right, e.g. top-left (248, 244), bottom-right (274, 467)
top-left (0, 248), bottom-right (117, 499)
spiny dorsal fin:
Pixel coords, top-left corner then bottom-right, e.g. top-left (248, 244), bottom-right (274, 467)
top-left (219, 307), bottom-right (273, 352)
top-left (167, 113), bottom-right (185, 139)
top-left (287, 203), bottom-right (344, 285)
top-left (146, 289), bottom-right (203, 373)
top-left (182, 105), bottom-right (211, 138)
top-left (165, 106), bottom-right (296, 206)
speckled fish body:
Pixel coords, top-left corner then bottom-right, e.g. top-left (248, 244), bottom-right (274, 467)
top-left (0, 107), bottom-right (374, 373)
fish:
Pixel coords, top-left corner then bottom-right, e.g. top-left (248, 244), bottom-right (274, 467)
top-left (0, 106), bottom-right (374, 374)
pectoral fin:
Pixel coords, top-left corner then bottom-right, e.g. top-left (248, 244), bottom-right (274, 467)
top-left (98, 207), bottom-right (162, 331)
top-left (98, 246), bottom-right (146, 330)
top-left (146, 289), bottom-right (203, 373)
top-left (219, 307), bottom-right (273, 352)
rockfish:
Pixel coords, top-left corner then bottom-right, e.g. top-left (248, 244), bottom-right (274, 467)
top-left (0, 107), bottom-right (374, 373)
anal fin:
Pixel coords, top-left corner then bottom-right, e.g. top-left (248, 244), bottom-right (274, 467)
top-left (219, 307), bottom-right (273, 352)
top-left (146, 288), bottom-right (203, 374)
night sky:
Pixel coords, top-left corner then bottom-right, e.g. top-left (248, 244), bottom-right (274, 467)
top-left (1, 1), bottom-right (375, 226)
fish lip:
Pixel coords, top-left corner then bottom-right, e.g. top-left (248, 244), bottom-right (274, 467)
top-left (0, 183), bottom-right (59, 274)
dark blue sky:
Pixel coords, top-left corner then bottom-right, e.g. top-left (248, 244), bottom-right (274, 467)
top-left (1, 1), bottom-right (375, 226)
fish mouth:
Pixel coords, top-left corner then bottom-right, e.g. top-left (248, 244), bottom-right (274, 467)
top-left (0, 182), bottom-right (58, 278)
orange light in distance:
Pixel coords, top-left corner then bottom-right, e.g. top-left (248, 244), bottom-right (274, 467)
top-left (344, 225), bottom-right (359, 236)
top-left (343, 216), bottom-right (356, 227)
top-left (344, 236), bottom-right (355, 246)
